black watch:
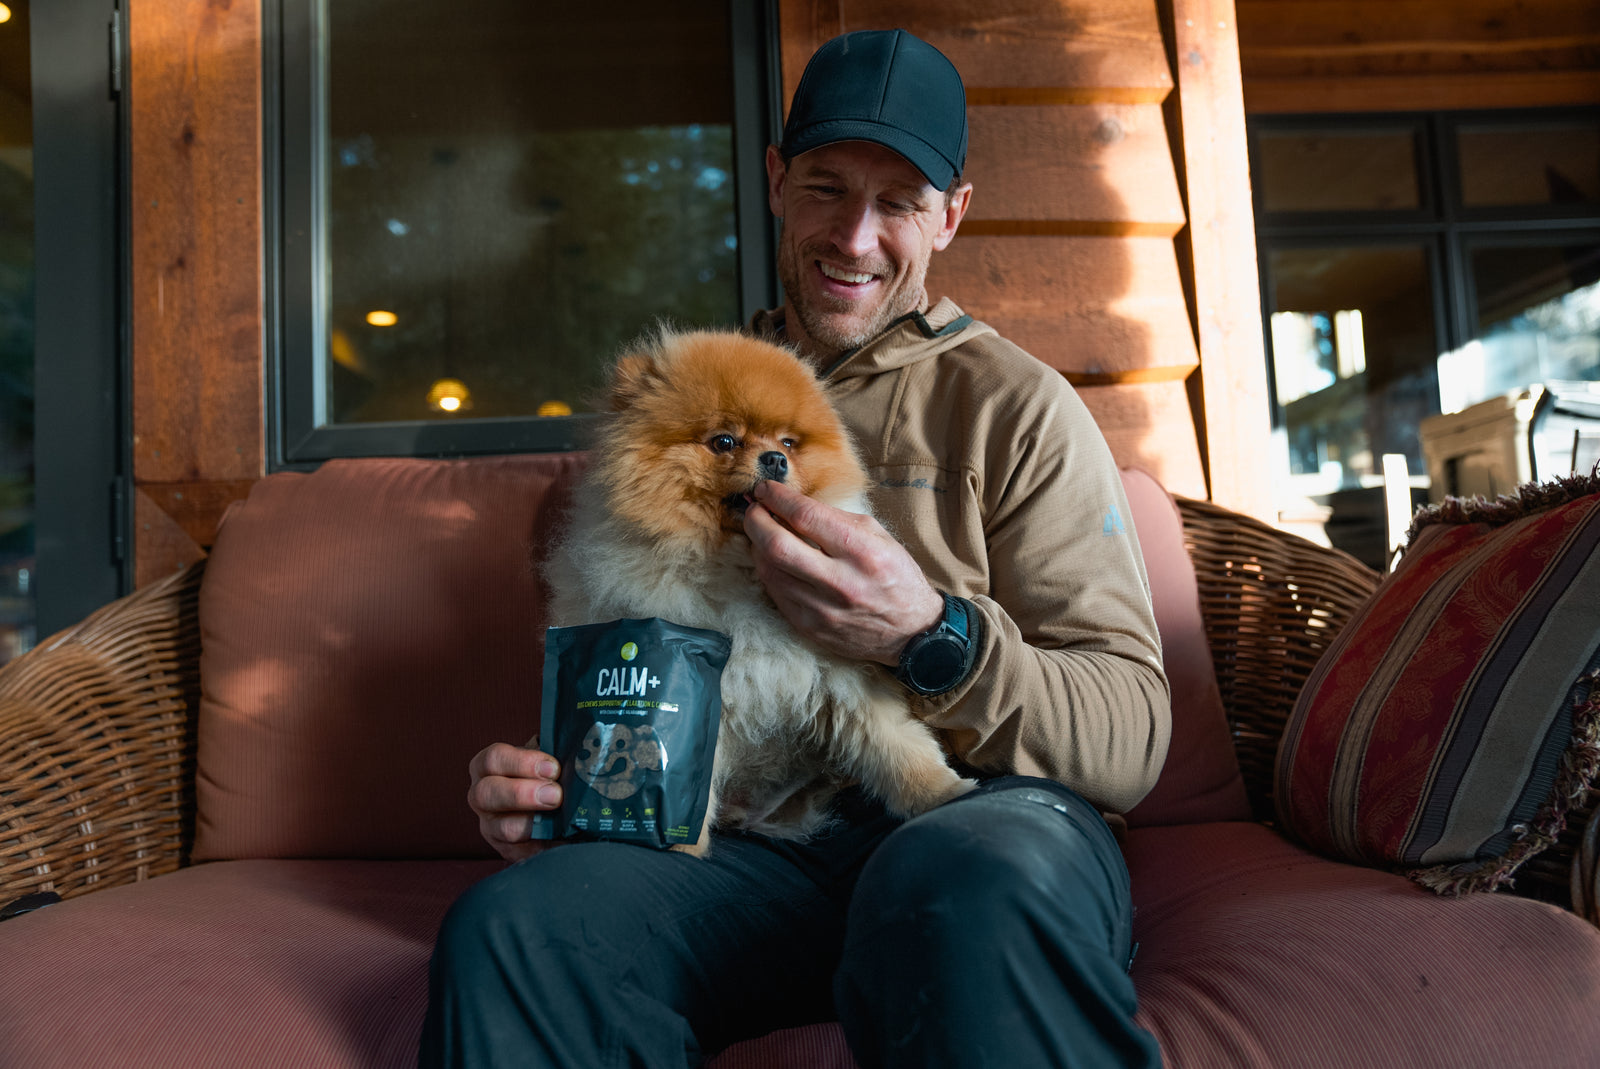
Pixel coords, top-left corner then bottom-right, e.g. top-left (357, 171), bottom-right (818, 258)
top-left (894, 592), bottom-right (980, 697)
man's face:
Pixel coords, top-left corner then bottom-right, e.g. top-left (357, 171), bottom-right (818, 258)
top-left (766, 141), bottom-right (971, 362)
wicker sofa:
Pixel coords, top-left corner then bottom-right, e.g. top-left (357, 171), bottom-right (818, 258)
top-left (2, 453), bottom-right (1598, 1068)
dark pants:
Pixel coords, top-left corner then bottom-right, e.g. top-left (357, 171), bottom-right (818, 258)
top-left (419, 776), bottom-right (1161, 1068)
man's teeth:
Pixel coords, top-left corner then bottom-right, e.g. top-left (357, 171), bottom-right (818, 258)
top-left (820, 263), bottom-right (875, 284)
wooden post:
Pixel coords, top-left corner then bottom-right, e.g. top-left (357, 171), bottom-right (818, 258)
top-left (1162, 0), bottom-right (1276, 521)
top-left (127, 0), bottom-right (264, 584)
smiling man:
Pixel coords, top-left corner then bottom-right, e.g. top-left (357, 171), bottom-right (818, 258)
top-left (424, 29), bottom-right (1169, 1069)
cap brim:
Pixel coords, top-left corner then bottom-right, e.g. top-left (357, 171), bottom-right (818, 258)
top-left (782, 119), bottom-right (956, 191)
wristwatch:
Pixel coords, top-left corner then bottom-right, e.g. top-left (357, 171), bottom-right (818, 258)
top-left (894, 592), bottom-right (980, 697)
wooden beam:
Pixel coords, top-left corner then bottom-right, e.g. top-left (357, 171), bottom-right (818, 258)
top-left (966, 87), bottom-right (1170, 106)
top-left (129, 0), bottom-right (264, 580)
top-left (1162, 0), bottom-right (1275, 521)
top-left (1244, 70), bottom-right (1600, 114)
top-left (1236, 0), bottom-right (1600, 56)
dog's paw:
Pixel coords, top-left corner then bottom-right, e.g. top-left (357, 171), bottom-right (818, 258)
top-left (882, 767), bottom-right (978, 818)
top-left (668, 816), bottom-right (714, 858)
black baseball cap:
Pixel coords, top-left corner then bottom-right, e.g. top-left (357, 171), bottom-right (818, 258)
top-left (780, 29), bottom-right (968, 191)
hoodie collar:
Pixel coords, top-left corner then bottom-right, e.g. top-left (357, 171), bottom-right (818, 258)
top-left (748, 298), bottom-right (992, 381)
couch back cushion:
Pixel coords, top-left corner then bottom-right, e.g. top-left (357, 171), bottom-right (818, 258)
top-left (194, 454), bottom-right (584, 860)
top-left (191, 456), bottom-right (1242, 860)
top-left (1119, 468), bottom-right (1251, 826)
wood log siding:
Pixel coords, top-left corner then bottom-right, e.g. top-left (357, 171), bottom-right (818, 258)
top-left (127, 0), bottom-right (1274, 581)
top-left (782, 0), bottom-right (1271, 505)
top-left (1237, 0), bottom-right (1600, 113)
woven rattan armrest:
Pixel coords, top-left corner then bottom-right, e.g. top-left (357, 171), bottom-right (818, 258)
top-left (1174, 497), bottom-right (1381, 821)
top-left (0, 560), bottom-right (205, 904)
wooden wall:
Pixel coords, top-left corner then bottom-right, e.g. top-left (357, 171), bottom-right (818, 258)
top-left (125, 0), bottom-right (1275, 583)
top-left (782, 0), bottom-right (1271, 517)
top-left (1237, 0), bottom-right (1600, 112)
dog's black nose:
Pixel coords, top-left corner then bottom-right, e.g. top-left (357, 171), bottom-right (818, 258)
top-left (757, 451), bottom-right (789, 482)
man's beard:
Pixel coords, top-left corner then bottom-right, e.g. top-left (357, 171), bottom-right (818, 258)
top-left (776, 235), bottom-right (928, 359)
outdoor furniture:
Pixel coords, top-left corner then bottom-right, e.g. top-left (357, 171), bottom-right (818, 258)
top-left (3, 453), bottom-right (1597, 1067)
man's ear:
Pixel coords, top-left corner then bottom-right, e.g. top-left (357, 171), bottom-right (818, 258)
top-left (607, 353), bottom-right (663, 411)
top-left (932, 183), bottom-right (973, 253)
top-left (765, 144), bottom-right (787, 218)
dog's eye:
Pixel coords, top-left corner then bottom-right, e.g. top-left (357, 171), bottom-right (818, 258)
top-left (708, 434), bottom-right (738, 454)
top-left (780, 438), bottom-right (799, 450)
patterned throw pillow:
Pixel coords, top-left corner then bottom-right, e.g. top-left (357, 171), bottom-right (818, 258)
top-left (1276, 473), bottom-right (1600, 894)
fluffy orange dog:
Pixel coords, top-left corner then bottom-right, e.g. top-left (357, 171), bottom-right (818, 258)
top-left (545, 327), bottom-right (974, 855)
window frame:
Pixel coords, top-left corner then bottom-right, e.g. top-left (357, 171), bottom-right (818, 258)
top-left (263, 0), bottom-right (783, 469)
top-left (1250, 106), bottom-right (1600, 423)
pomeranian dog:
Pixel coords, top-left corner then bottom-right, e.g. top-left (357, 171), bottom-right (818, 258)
top-left (543, 326), bottom-right (975, 855)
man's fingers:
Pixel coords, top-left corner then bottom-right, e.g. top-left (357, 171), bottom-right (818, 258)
top-left (751, 480), bottom-right (861, 555)
top-left (468, 742), bottom-right (562, 818)
top-left (470, 741), bottom-right (559, 783)
top-left (471, 774), bottom-right (562, 813)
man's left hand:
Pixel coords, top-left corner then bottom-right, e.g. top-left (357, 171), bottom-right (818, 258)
top-left (743, 479), bottom-right (943, 667)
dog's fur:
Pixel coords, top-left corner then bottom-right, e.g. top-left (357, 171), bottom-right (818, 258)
top-left (544, 327), bottom-right (974, 855)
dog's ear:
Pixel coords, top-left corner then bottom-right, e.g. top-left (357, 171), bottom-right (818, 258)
top-left (607, 352), bottom-right (664, 411)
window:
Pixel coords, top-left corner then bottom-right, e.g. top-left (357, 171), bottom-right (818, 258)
top-left (1250, 108), bottom-right (1600, 568)
top-left (269, 0), bottom-right (780, 464)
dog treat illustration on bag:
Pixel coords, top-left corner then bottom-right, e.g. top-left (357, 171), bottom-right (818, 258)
top-left (572, 722), bottom-right (665, 800)
top-left (534, 617), bottom-right (728, 849)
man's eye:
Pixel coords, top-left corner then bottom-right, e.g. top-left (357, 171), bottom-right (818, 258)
top-left (709, 434), bottom-right (738, 454)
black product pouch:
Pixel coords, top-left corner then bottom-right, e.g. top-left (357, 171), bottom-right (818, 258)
top-left (531, 617), bottom-right (729, 849)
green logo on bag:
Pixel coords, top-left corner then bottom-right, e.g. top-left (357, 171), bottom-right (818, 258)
top-left (620, 642), bottom-right (638, 661)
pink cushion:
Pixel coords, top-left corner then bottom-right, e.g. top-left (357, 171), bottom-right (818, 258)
top-left (1125, 822), bottom-right (1600, 1067)
top-left (1119, 468), bottom-right (1250, 826)
top-left (195, 454), bottom-right (585, 860)
top-left (0, 859), bottom-right (500, 1067)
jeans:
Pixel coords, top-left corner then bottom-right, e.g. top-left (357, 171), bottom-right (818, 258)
top-left (418, 776), bottom-right (1161, 1068)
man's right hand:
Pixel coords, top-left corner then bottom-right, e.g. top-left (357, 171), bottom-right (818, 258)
top-left (467, 742), bottom-right (564, 862)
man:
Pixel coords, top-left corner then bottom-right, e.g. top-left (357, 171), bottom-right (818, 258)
top-left (422, 29), bottom-right (1169, 1068)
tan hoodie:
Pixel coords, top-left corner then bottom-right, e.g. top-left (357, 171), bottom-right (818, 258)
top-left (753, 299), bottom-right (1172, 815)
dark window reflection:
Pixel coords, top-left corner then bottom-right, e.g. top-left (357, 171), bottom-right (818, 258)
top-left (0, 0), bottom-right (35, 663)
top-left (324, 1), bottom-right (741, 425)
top-left (1457, 120), bottom-right (1600, 208)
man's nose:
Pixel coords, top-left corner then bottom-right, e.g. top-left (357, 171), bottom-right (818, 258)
top-left (829, 197), bottom-right (878, 260)
top-left (757, 451), bottom-right (789, 482)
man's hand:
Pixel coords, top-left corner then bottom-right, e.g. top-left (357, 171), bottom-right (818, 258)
top-left (743, 479), bottom-right (943, 666)
top-left (467, 742), bottom-right (563, 862)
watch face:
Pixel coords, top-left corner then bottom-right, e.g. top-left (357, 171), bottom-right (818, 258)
top-left (908, 633), bottom-right (966, 691)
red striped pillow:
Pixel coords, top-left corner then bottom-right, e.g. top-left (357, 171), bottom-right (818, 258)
top-left (1276, 474), bottom-right (1600, 894)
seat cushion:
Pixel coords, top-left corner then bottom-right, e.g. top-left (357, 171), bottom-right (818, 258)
top-left (0, 859), bottom-right (501, 1067)
top-left (1124, 821), bottom-right (1600, 1068)
top-left (3, 832), bottom-right (1595, 1068)
top-left (194, 454), bottom-right (585, 860)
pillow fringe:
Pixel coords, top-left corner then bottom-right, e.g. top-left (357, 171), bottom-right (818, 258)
top-left (1410, 669), bottom-right (1600, 896)
top-left (1406, 469), bottom-right (1600, 544)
